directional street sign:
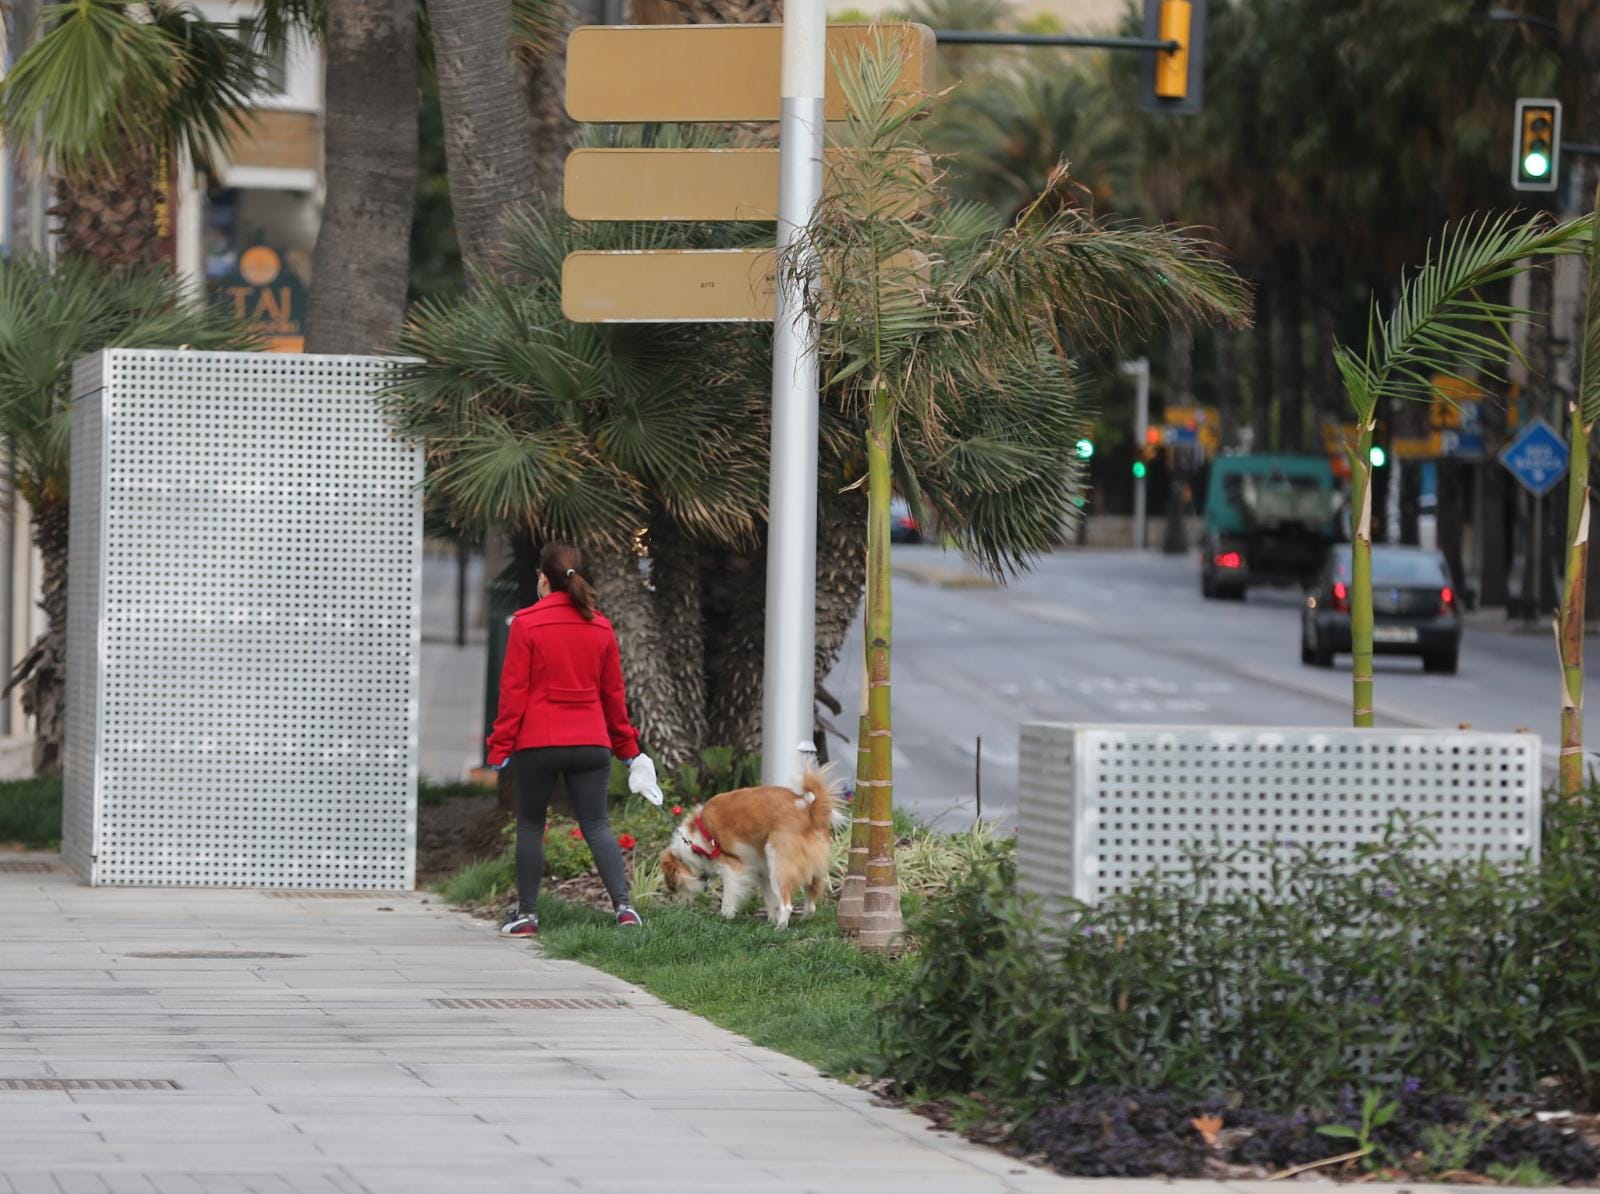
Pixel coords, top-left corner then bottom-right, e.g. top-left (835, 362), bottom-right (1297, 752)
top-left (1499, 417), bottom-right (1569, 497)
top-left (562, 249), bottom-right (775, 323)
top-left (565, 24), bottom-right (935, 123)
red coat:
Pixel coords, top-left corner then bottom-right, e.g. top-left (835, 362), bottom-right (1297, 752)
top-left (485, 592), bottom-right (641, 766)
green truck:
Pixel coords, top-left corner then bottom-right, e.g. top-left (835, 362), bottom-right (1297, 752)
top-left (1200, 454), bottom-right (1341, 600)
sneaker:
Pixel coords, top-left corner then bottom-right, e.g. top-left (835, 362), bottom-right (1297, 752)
top-left (615, 905), bottom-right (643, 929)
top-left (500, 910), bottom-right (539, 938)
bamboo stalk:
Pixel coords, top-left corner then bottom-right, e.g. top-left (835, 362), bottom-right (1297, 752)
top-left (858, 380), bottom-right (904, 953)
top-left (1560, 412), bottom-right (1590, 796)
top-left (836, 645), bottom-right (871, 934)
top-left (1350, 421), bottom-right (1376, 728)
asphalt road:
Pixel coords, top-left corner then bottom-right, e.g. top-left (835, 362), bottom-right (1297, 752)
top-left (822, 544), bottom-right (1583, 830)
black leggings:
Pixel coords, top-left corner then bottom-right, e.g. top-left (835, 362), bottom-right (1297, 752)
top-left (513, 746), bottom-right (628, 913)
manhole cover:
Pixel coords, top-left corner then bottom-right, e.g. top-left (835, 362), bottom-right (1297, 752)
top-left (125, 951), bottom-right (303, 960)
top-left (429, 997), bottom-right (625, 1010)
top-left (0, 1078), bottom-right (181, 1091)
top-left (0, 861), bottom-right (57, 874)
top-left (263, 890), bottom-right (405, 899)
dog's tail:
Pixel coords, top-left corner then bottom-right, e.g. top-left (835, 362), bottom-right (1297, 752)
top-left (797, 765), bottom-right (845, 832)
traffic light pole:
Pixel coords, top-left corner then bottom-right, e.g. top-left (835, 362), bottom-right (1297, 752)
top-left (1121, 358), bottom-right (1151, 550)
top-left (760, 0), bottom-right (827, 787)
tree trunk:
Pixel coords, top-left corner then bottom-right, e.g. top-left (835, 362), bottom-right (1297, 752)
top-left (837, 503), bottom-right (870, 937)
top-left (519, 1), bottom-right (575, 204)
top-left (1215, 328), bottom-right (1237, 451)
top-left (1251, 277), bottom-right (1273, 452)
top-left (1351, 423), bottom-right (1376, 728)
top-left (49, 150), bottom-right (167, 266)
top-left (1437, 459), bottom-right (1466, 597)
top-left (703, 540), bottom-right (767, 752)
top-left (858, 381), bottom-right (903, 953)
top-left (304, 0), bottom-right (418, 353)
top-left (10, 499), bottom-right (69, 775)
top-left (1278, 255), bottom-right (1304, 451)
top-left (430, 0), bottom-right (539, 280)
top-left (648, 525), bottom-right (709, 768)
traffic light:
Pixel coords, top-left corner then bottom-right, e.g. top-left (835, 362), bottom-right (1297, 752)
top-left (1075, 438), bottom-right (1095, 460)
top-left (1132, 461), bottom-right (1148, 479)
top-left (1369, 444), bottom-right (1388, 468)
top-left (1139, 0), bottom-right (1207, 115)
top-left (1512, 98), bottom-right (1561, 193)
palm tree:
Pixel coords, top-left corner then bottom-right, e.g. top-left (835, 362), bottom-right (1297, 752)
top-left (790, 43), bottom-right (1250, 951)
top-left (0, 257), bottom-right (253, 773)
top-left (0, 0), bottom-right (263, 266)
top-left (1332, 212), bottom-right (1590, 728)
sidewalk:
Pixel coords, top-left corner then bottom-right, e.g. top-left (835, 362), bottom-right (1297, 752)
top-left (0, 858), bottom-right (1068, 1194)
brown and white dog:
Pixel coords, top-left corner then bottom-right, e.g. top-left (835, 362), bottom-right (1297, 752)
top-left (658, 768), bottom-right (841, 927)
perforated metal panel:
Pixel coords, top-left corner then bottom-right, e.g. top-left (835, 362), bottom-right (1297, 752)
top-left (63, 351), bottom-right (421, 888)
top-left (1017, 724), bottom-right (1542, 907)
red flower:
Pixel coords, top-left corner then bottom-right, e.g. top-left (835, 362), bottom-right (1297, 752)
top-left (569, 827), bottom-right (583, 839)
top-left (671, 805), bottom-right (684, 816)
top-left (618, 833), bottom-right (637, 850)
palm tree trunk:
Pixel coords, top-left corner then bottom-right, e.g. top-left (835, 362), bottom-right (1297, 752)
top-left (858, 381), bottom-right (903, 953)
top-left (1251, 277), bottom-right (1273, 451)
top-left (304, 0), bottom-right (418, 353)
top-left (1351, 421), bottom-right (1376, 728)
top-left (430, 0), bottom-right (539, 279)
top-left (1558, 180), bottom-right (1600, 797)
top-left (11, 498), bottom-right (69, 775)
top-left (519, 2), bottom-right (576, 204)
top-left (48, 149), bottom-right (167, 266)
top-left (837, 599), bottom-right (870, 936)
top-left (1560, 408), bottom-right (1590, 796)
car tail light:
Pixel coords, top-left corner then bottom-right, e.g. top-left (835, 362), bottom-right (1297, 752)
top-left (1441, 586), bottom-right (1456, 615)
top-left (1331, 581), bottom-right (1349, 612)
top-left (1213, 551), bottom-right (1242, 570)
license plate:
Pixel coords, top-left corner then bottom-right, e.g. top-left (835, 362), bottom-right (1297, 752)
top-left (1373, 625), bottom-right (1419, 644)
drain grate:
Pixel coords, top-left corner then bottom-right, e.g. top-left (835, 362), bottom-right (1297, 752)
top-left (263, 890), bottom-right (406, 899)
top-left (0, 1078), bottom-right (181, 1091)
top-left (125, 951), bottom-right (303, 960)
top-left (0, 861), bottom-right (58, 874)
top-left (429, 997), bottom-right (625, 1010)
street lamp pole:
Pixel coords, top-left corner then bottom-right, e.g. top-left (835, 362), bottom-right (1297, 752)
top-left (759, 0), bottom-right (826, 786)
top-left (1121, 358), bottom-right (1151, 549)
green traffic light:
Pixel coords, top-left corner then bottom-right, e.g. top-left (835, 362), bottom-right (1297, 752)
top-left (1075, 438), bottom-right (1095, 460)
top-left (1369, 445), bottom-right (1387, 468)
top-left (1524, 150), bottom-right (1551, 178)
top-left (1132, 461), bottom-right (1147, 479)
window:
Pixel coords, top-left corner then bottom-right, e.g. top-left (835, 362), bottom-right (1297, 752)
top-left (238, 17), bottom-right (289, 97)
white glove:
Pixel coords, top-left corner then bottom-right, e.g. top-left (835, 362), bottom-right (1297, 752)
top-left (627, 754), bottom-right (664, 806)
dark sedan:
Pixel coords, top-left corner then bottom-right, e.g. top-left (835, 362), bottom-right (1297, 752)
top-left (1301, 545), bottom-right (1461, 674)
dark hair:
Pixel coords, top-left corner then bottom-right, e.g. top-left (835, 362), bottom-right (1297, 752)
top-left (539, 542), bottom-right (599, 621)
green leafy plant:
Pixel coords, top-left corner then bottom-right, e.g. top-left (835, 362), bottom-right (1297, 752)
top-left (1317, 1088), bottom-right (1399, 1167)
top-left (1486, 1160), bottom-right (1558, 1187)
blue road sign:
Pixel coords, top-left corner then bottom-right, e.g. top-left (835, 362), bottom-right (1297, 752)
top-left (1499, 417), bottom-right (1569, 497)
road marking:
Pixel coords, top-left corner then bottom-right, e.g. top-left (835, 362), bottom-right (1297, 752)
top-left (1012, 600), bottom-right (1096, 627)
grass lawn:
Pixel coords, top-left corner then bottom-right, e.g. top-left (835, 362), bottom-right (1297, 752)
top-left (532, 894), bottom-right (911, 1076)
top-left (0, 774), bottom-right (63, 848)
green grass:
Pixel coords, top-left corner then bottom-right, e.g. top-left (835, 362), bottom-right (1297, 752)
top-left (438, 848), bottom-right (515, 906)
top-left (534, 895), bottom-right (910, 1074)
top-left (0, 774), bottom-right (64, 848)
top-left (418, 777), bottom-right (493, 806)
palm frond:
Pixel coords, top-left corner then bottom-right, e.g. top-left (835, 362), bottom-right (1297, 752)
top-left (1350, 210), bottom-right (1592, 422)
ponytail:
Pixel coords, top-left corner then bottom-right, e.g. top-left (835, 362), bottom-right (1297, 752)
top-left (539, 542), bottom-right (599, 621)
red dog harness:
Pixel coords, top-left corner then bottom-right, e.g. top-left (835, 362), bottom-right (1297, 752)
top-left (690, 816), bottom-right (722, 860)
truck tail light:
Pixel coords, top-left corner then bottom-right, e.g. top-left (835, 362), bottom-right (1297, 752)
top-left (1332, 581), bottom-right (1349, 612)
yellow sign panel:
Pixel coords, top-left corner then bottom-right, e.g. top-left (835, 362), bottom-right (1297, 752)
top-left (563, 148), bottom-right (934, 222)
top-left (565, 24), bottom-right (936, 124)
top-left (562, 249), bottom-right (776, 323)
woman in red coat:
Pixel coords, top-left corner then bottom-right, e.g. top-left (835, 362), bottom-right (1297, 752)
top-left (486, 543), bottom-right (660, 937)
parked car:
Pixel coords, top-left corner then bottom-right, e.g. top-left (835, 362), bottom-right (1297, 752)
top-left (1301, 544), bottom-right (1461, 674)
top-left (889, 497), bottom-right (922, 544)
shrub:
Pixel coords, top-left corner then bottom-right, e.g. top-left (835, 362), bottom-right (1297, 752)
top-left (878, 794), bottom-right (1600, 1115)
top-left (0, 775), bottom-right (64, 847)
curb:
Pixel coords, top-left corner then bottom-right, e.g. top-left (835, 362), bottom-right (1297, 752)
top-left (891, 561), bottom-right (996, 590)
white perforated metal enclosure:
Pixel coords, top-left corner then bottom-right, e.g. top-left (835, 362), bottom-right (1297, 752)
top-left (1017, 724), bottom-right (1542, 908)
top-left (63, 351), bottom-right (422, 888)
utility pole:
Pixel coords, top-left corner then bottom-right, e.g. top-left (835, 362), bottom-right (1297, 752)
top-left (759, 0), bottom-right (826, 786)
top-left (1121, 358), bottom-right (1151, 549)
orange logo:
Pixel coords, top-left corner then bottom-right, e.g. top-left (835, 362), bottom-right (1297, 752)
top-left (239, 246), bottom-right (282, 287)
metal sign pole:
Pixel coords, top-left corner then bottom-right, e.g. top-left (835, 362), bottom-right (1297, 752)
top-left (759, 0), bottom-right (826, 786)
top-left (1121, 358), bottom-right (1150, 549)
